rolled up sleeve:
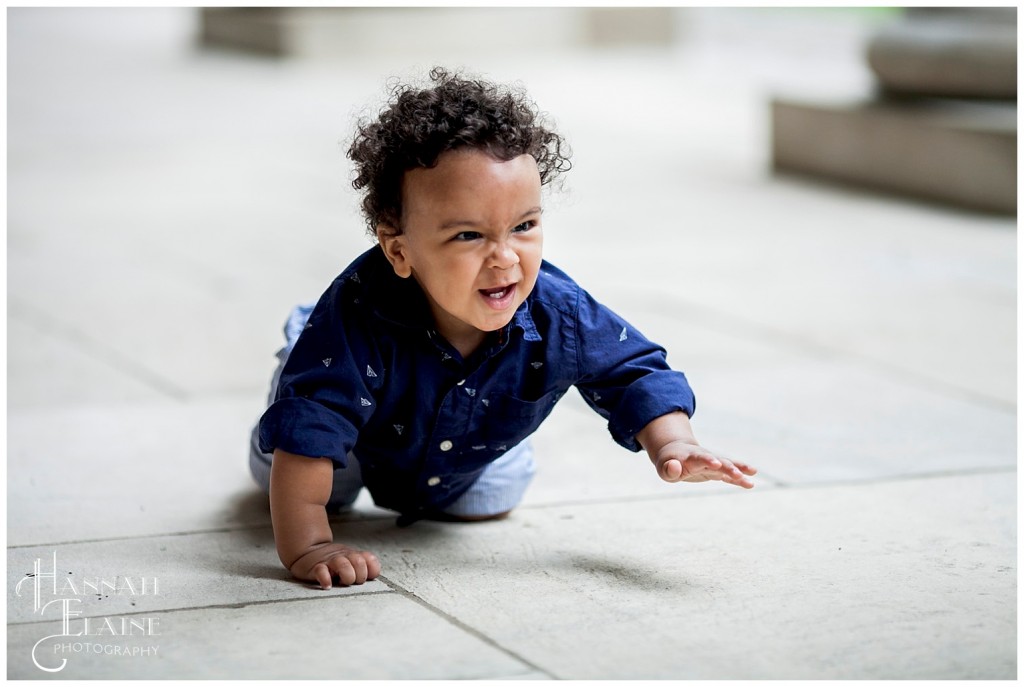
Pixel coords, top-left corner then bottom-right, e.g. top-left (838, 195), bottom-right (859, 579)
top-left (259, 396), bottom-right (359, 467)
top-left (257, 281), bottom-right (382, 466)
top-left (605, 369), bottom-right (695, 451)
top-left (573, 290), bottom-right (696, 452)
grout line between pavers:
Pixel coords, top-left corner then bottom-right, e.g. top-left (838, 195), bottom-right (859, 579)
top-left (7, 465), bottom-right (1014, 550)
top-left (5, 515), bottom-right (396, 550)
top-left (9, 299), bottom-right (191, 402)
top-left (514, 464), bottom-right (1017, 509)
top-left (377, 575), bottom-right (560, 680)
top-left (7, 589), bottom-right (397, 627)
top-left (764, 464), bottom-right (1018, 491)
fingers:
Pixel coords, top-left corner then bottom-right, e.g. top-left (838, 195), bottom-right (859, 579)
top-left (329, 555), bottom-right (358, 586)
top-left (326, 552), bottom-right (364, 586)
top-left (364, 552), bottom-right (382, 580)
top-left (324, 550), bottom-right (381, 587)
top-left (660, 450), bottom-right (757, 489)
top-left (297, 548), bottom-right (381, 589)
top-left (730, 459), bottom-right (758, 476)
top-left (312, 562), bottom-right (334, 590)
top-left (716, 458), bottom-right (756, 489)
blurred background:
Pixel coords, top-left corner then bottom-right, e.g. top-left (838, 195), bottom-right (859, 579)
top-left (7, 5), bottom-right (1016, 527)
top-left (6, 8), bottom-right (1017, 679)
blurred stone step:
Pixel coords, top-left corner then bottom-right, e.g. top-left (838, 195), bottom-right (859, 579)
top-left (198, 7), bottom-right (675, 58)
top-left (771, 97), bottom-right (1016, 214)
top-left (868, 8), bottom-right (1016, 99)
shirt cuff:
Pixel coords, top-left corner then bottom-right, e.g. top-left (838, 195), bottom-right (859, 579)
top-left (607, 370), bottom-right (696, 452)
top-left (258, 396), bottom-right (356, 467)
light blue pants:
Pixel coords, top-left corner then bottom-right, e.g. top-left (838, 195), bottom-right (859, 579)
top-left (249, 304), bottom-right (536, 516)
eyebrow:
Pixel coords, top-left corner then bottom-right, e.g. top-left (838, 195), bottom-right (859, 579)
top-left (439, 206), bottom-right (543, 231)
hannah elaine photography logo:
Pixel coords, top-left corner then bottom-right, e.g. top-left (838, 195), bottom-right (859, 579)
top-left (15, 552), bottom-right (162, 673)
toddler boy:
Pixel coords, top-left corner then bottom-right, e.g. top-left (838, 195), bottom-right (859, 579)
top-left (251, 68), bottom-right (756, 589)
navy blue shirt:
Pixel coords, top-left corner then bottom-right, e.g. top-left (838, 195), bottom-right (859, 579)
top-left (258, 246), bottom-right (695, 516)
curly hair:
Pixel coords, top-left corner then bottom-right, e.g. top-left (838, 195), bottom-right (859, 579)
top-left (347, 67), bottom-right (572, 236)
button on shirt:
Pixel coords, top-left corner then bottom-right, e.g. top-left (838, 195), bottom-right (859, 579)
top-left (258, 246), bottom-right (695, 516)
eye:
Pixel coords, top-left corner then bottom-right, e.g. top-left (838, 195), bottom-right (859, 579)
top-left (453, 231), bottom-right (482, 242)
top-left (512, 221), bottom-right (537, 233)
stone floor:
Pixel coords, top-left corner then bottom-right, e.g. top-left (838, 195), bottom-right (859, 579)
top-left (6, 8), bottom-right (1017, 680)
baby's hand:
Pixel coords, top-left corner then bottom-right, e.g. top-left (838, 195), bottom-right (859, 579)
top-left (653, 440), bottom-right (757, 489)
top-left (288, 543), bottom-right (381, 590)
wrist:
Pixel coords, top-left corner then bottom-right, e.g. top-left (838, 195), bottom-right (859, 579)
top-left (282, 539), bottom-right (334, 571)
top-left (273, 507), bottom-right (334, 569)
top-left (636, 411), bottom-right (699, 456)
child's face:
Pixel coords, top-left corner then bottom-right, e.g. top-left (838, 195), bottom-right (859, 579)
top-left (378, 148), bottom-right (543, 354)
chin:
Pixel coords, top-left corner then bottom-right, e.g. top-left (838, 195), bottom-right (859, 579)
top-left (480, 314), bottom-right (516, 332)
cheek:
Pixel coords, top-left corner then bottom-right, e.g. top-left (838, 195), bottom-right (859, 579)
top-left (522, 242), bottom-right (543, 271)
top-left (438, 257), bottom-right (480, 291)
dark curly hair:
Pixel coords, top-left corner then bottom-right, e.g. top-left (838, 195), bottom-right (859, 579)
top-left (347, 67), bottom-right (572, 237)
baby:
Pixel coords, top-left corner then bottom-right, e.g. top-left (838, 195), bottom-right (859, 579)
top-left (250, 67), bottom-right (756, 589)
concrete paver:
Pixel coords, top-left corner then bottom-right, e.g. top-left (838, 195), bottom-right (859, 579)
top-left (8, 471), bottom-right (1014, 679)
top-left (7, 528), bottom-right (387, 625)
top-left (8, 593), bottom-right (537, 679)
top-left (7, 318), bottom-right (170, 411)
top-left (7, 7), bottom-right (1016, 680)
top-left (8, 399), bottom-right (267, 546)
top-left (360, 472), bottom-right (1015, 679)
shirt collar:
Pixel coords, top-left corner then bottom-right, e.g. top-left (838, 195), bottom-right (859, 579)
top-left (510, 302), bottom-right (542, 342)
top-left (355, 248), bottom-right (433, 330)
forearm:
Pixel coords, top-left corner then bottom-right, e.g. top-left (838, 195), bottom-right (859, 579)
top-left (634, 410), bottom-right (699, 459)
top-left (269, 449), bottom-right (335, 569)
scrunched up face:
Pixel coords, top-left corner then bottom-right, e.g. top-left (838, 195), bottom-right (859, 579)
top-left (377, 149), bottom-right (544, 357)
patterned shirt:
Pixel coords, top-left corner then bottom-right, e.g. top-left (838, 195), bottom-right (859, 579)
top-left (258, 246), bottom-right (695, 517)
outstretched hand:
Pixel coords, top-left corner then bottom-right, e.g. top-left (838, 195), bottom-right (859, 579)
top-left (652, 440), bottom-right (757, 489)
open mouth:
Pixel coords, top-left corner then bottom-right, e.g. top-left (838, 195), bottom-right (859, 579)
top-left (480, 285), bottom-right (513, 299)
top-left (479, 283), bottom-right (517, 309)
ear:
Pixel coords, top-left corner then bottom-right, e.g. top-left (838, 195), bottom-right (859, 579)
top-left (376, 224), bottom-right (413, 278)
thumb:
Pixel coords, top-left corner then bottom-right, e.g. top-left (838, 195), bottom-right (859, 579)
top-left (660, 457), bottom-right (682, 482)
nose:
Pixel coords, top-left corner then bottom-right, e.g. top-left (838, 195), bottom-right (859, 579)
top-left (488, 239), bottom-right (519, 270)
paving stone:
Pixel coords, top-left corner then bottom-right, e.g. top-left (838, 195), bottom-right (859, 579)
top-left (6, 526), bottom-right (391, 626)
top-left (551, 177), bottom-right (1015, 408)
top-left (526, 317), bottom-right (1013, 494)
top-left (7, 317), bottom-right (170, 411)
top-left (350, 472), bottom-right (1015, 679)
top-left (8, 399), bottom-right (262, 547)
top-left (8, 16), bottom-right (376, 400)
top-left (8, 592), bottom-right (536, 679)
top-left (9, 473), bottom-right (1014, 679)
top-left (6, 397), bottom-right (400, 547)
top-left (9, 345), bottom-right (1012, 551)
top-left (653, 316), bottom-right (1016, 484)
top-left (8, 9), bottom-right (1014, 407)
top-left (7, 230), bottom-right (338, 400)
top-left (492, 670), bottom-right (552, 679)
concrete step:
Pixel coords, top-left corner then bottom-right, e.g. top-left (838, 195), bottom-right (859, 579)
top-left (198, 7), bottom-right (675, 58)
top-left (771, 96), bottom-right (1016, 214)
top-left (867, 8), bottom-right (1016, 99)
